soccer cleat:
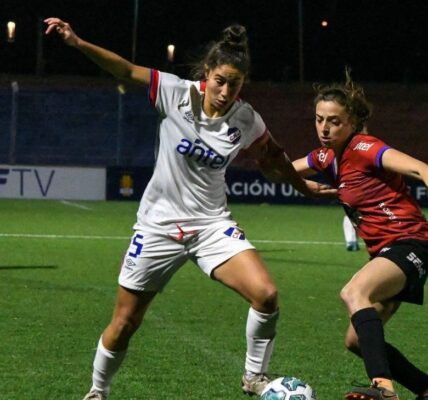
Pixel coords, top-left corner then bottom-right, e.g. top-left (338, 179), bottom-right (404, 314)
top-left (345, 384), bottom-right (398, 400)
top-left (82, 391), bottom-right (107, 400)
top-left (241, 373), bottom-right (270, 396)
top-left (346, 241), bottom-right (360, 251)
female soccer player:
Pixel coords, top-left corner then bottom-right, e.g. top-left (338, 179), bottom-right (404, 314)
top-left (45, 17), bottom-right (333, 400)
top-left (293, 69), bottom-right (428, 400)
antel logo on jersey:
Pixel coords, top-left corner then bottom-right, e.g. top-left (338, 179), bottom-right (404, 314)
top-left (353, 141), bottom-right (374, 151)
top-left (176, 138), bottom-right (230, 169)
top-left (227, 127), bottom-right (241, 144)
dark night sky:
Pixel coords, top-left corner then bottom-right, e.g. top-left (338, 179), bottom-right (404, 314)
top-left (1, 0), bottom-right (428, 83)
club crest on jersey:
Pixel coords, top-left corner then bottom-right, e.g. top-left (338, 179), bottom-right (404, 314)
top-left (176, 138), bottom-right (230, 169)
top-left (227, 127), bottom-right (242, 144)
top-left (223, 227), bottom-right (246, 240)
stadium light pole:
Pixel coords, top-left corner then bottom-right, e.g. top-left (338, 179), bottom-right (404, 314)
top-left (9, 81), bottom-right (19, 165)
top-left (36, 17), bottom-right (45, 75)
top-left (116, 84), bottom-right (126, 166)
top-left (297, 0), bottom-right (304, 83)
top-left (131, 0), bottom-right (140, 63)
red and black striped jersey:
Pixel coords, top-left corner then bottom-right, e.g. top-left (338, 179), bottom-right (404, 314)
top-left (307, 133), bottom-right (428, 256)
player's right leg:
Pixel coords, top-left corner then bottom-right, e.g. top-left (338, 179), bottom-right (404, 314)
top-left (83, 287), bottom-right (157, 399)
top-left (83, 229), bottom-right (187, 399)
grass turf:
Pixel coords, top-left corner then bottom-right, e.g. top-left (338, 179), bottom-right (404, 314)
top-left (0, 199), bottom-right (427, 399)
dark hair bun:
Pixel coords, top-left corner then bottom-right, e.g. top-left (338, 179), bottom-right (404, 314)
top-left (222, 25), bottom-right (248, 50)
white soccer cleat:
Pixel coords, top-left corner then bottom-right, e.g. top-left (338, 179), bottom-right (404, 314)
top-left (82, 391), bottom-right (107, 400)
top-left (241, 373), bottom-right (271, 396)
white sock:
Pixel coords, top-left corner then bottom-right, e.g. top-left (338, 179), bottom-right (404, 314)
top-left (343, 215), bottom-right (357, 243)
top-left (245, 307), bottom-right (279, 374)
top-left (90, 336), bottom-right (127, 396)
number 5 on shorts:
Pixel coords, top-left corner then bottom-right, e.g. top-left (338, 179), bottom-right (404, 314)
top-left (128, 233), bottom-right (144, 257)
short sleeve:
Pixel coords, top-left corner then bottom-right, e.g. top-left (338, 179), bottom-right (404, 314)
top-left (241, 107), bottom-right (267, 149)
top-left (307, 148), bottom-right (335, 172)
top-left (148, 69), bottom-right (191, 116)
top-left (350, 136), bottom-right (390, 171)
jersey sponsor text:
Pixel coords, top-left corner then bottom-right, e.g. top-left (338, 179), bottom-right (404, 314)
top-left (176, 138), bottom-right (230, 169)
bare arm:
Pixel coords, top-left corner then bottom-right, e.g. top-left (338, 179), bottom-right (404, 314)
top-left (247, 132), bottom-right (336, 197)
top-left (382, 148), bottom-right (428, 186)
top-left (292, 157), bottom-right (318, 178)
top-left (44, 18), bottom-right (150, 85)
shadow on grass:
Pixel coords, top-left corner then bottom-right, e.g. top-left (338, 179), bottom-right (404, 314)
top-left (0, 265), bottom-right (58, 270)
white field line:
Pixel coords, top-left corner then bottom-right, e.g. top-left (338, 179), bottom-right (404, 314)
top-left (60, 200), bottom-right (92, 210)
top-left (0, 232), bottom-right (347, 245)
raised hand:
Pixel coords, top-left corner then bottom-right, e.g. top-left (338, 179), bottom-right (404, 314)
top-left (44, 17), bottom-right (79, 47)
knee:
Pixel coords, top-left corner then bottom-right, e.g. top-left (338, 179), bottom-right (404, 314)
top-left (340, 283), bottom-right (364, 311)
top-left (252, 284), bottom-right (278, 313)
top-left (110, 315), bottom-right (141, 340)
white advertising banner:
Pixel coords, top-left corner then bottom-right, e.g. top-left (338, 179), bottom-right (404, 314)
top-left (0, 165), bottom-right (106, 200)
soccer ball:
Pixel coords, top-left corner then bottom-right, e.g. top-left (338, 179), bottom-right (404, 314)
top-left (260, 376), bottom-right (317, 400)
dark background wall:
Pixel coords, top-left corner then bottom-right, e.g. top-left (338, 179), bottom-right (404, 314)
top-left (238, 81), bottom-right (428, 166)
top-left (0, 76), bottom-right (427, 168)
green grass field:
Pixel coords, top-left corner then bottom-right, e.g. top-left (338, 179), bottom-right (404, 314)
top-left (1, 199), bottom-right (427, 400)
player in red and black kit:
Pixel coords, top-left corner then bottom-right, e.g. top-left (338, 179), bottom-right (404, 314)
top-left (293, 69), bottom-right (428, 400)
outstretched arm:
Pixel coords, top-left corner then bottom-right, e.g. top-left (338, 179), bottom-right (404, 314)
top-left (248, 132), bottom-right (336, 198)
top-left (382, 148), bottom-right (428, 186)
top-left (292, 156), bottom-right (318, 178)
top-left (44, 18), bottom-right (150, 85)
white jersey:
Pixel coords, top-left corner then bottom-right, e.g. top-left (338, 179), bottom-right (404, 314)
top-left (135, 69), bottom-right (267, 228)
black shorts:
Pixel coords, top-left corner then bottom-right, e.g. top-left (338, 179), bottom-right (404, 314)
top-left (376, 239), bottom-right (428, 305)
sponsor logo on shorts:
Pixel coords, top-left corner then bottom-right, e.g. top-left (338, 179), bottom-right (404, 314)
top-left (123, 257), bottom-right (136, 271)
top-left (126, 258), bottom-right (136, 267)
top-left (223, 227), bottom-right (245, 240)
top-left (407, 251), bottom-right (425, 278)
top-left (379, 247), bottom-right (391, 254)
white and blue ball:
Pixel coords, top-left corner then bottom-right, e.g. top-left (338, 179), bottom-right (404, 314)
top-left (260, 376), bottom-right (316, 400)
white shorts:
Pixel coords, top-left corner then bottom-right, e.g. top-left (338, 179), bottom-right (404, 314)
top-left (118, 219), bottom-right (255, 292)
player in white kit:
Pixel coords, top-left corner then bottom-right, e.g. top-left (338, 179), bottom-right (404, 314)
top-left (45, 17), bottom-right (334, 399)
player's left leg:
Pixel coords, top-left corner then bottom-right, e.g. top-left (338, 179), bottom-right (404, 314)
top-left (343, 239), bottom-right (428, 399)
top-left (345, 301), bottom-right (428, 398)
top-left (212, 249), bottom-right (279, 396)
top-left (341, 256), bottom-right (406, 398)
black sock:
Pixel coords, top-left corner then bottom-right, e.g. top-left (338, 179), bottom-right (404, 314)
top-left (351, 307), bottom-right (392, 380)
top-left (386, 342), bottom-right (428, 395)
